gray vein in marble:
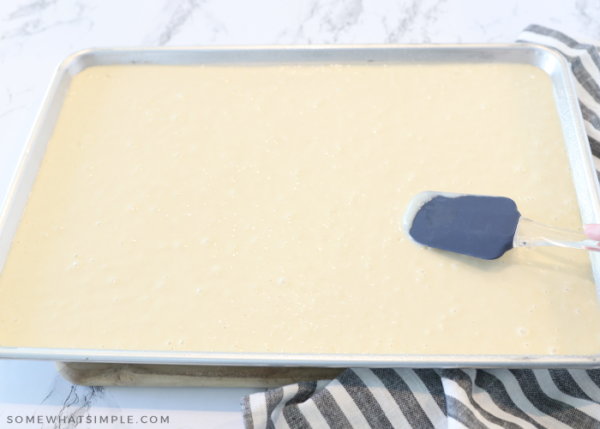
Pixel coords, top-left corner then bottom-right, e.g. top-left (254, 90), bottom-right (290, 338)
top-left (197, 8), bottom-right (228, 43)
top-left (511, 3), bottom-right (519, 18)
top-left (0, 87), bottom-right (30, 119)
top-left (480, 18), bottom-right (505, 43)
top-left (283, 0), bottom-right (319, 43)
top-left (59, 386), bottom-right (104, 428)
top-left (156, 0), bottom-right (204, 45)
top-left (2, 17), bottom-right (79, 40)
top-left (575, 0), bottom-right (600, 39)
top-left (7, 0), bottom-right (57, 20)
top-left (280, 0), bottom-right (364, 44)
top-left (38, 374), bottom-right (121, 428)
top-left (383, 0), bottom-right (447, 43)
top-left (0, 106), bottom-right (25, 119)
top-left (2, 2), bottom-right (91, 41)
top-left (318, 0), bottom-right (363, 43)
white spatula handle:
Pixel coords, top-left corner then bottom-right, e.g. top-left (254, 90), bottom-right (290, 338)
top-left (513, 217), bottom-right (600, 252)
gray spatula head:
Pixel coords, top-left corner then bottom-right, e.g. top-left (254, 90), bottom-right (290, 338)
top-left (404, 191), bottom-right (521, 260)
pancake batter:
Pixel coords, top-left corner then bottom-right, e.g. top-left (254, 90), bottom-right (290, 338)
top-left (0, 63), bottom-right (599, 355)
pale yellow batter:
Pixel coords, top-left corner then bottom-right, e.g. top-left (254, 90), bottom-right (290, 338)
top-left (0, 63), bottom-right (599, 355)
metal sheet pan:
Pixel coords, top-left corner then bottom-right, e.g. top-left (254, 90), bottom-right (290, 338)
top-left (2, 44), bottom-right (600, 368)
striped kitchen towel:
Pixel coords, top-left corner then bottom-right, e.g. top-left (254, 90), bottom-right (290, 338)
top-left (242, 368), bottom-right (600, 428)
top-left (519, 24), bottom-right (600, 163)
top-left (241, 26), bottom-right (600, 429)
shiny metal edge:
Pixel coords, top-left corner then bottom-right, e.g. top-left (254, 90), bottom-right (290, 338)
top-left (2, 347), bottom-right (600, 368)
top-left (1, 43), bottom-right (599, 367)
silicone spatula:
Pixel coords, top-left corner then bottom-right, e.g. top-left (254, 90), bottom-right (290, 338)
top-left (404, 191), bottom-right (600, 260)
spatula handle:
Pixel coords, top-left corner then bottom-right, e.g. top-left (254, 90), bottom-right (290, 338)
top-left (513, 217), bottom-right (600, 252)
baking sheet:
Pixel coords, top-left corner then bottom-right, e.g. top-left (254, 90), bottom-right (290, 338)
top-left (1, 44), bottom-right (600, 368)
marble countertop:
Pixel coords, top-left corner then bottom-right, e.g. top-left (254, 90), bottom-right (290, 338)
top-left (1, 0), bottom-right (599, 427)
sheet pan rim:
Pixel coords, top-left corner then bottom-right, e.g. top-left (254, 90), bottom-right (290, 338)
top-left (1, 43), bottom-right (598, 368)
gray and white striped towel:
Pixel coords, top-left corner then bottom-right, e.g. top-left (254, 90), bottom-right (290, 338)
top-left (243, 368), bottom-right (600, 429)
top-left (241, 26), bottom-right (600, 429)
top-left (518, 24), bottom-right (600, 166)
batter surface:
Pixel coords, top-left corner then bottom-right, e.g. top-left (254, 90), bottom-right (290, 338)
top-left (1, 63), bottom-right (599, 355)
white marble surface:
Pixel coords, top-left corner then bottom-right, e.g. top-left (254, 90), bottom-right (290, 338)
top-left (1, 0), bottom-right (600, 427)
